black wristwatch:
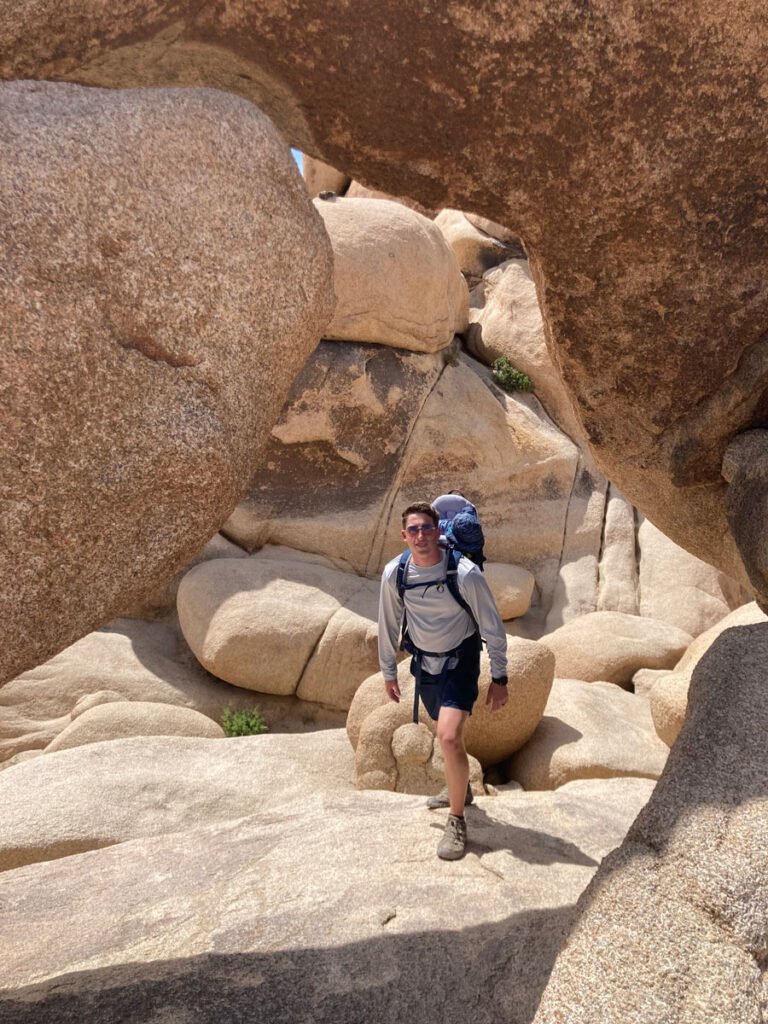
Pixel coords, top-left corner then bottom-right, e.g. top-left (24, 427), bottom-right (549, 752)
top-left (492, 676), bottom-right (508, 687)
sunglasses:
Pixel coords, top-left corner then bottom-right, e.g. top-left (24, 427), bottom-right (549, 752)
top-left (405, 524), bottom-right (437, 536)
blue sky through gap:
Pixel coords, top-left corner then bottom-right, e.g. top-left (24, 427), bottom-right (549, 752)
top-left (291, 149), bottom-right (303, 173)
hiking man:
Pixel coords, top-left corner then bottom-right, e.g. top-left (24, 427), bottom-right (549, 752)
top-left (378, 501), bottom-right (509, 860)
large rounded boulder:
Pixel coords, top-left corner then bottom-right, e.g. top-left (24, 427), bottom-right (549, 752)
top-left (314, 195), bottom-right (468, 351)
top-left (177, 557), bottom-right (380, 709)
top-left (0, 81), bottom-right (334, 683)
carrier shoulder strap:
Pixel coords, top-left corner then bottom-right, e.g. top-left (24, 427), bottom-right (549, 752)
top-left (397, 548), bottom-right (476, 626)
top-left (396, 549), bottom-right (411, 601)
top-left (444, 547), bottom-right (477, 625)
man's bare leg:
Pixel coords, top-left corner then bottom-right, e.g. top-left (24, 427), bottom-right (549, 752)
top-left (436, 706), bottom-right (470, 816)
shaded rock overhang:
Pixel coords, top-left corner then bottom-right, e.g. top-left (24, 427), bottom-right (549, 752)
top-left (4, 0), bottom-right (768, 591)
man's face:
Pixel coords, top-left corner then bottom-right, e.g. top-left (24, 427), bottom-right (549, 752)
top-left (402, 512), bottom-right (441, 564)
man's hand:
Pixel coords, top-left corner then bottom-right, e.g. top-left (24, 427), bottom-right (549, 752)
top-left (486, 682), bottom-right (508, 713)
top-left (385, 678), bottom-right (401, 703)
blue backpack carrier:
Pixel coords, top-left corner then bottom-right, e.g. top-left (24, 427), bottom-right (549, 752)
top-left (433, 492), bottom-right (486, 571)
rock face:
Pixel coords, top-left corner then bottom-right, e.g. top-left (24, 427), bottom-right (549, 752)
top-left (511, 679), bottom-right (669, 790)
top-left (177, 557), bottom-right (380, 709)
top-left (4, 0), bottom-right (763, 593)
top-left (483, 563), bottom-right (536, 620)
top-left (302, 154), bottom-right (350, 197)
top-left (122, 532), bottom-right (249, 619)
top-left (0, 759), bottom-right (655, 1024)
top-left (223, 340), bottom-right (447, 570)
top-left (533, 623), bottom-right (768, 1024)
top-left (636, 517), bottom-right (746, 638)
top-left (541, 612), bottom-right (692, 687)
top-left (0, 730), bottom-right (356, 872)
top-left (0, 81), bottom-right (334, 684)
top-left (43, 701), bottom-right (225, 753)
top-left (434, 209), bottom-right (523, 281)
top-left (227, 348), bottom-right (584, 624)
top-left (464, 258), bottom-right (583, 441)
top-left (314, 195), bottom-right (469, 351)
top-left (649, 601), bottom-right (767, 746)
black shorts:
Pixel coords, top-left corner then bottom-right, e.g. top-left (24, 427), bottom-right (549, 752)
top-left (412, 632), bottom-right (481, 721)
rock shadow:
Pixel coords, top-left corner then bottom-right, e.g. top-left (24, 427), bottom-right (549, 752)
top-left (429, 803), bottom-right (598, 867)
top-left (0, 904), bottom-right (574, 1024)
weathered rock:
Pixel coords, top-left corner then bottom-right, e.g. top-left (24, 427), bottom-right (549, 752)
top-left (541, 612), bottom-right (692, 687)
top-left (345, 179), bottom-right (435, 218)
top-left (637, 516), bottom-right (745, 638)
top-left (722, 428), bottom-right (768, 609)
top-left (483, 562), bottom-right (535, 620)
top-left (0, 618), bottom-right (335, 763)
top-left (0, 775), bottom-right (654, 1024)
top-left (511, 678), bottom-right (669, 790)
top-left (295, 597), bottom-right (381, 711)
top-left (434, 209), bottom-right (521, 280)
top-left (597, 484), bottom-right (639, 615)
top-left (463, 639), bottom-right (555, 766)
top-left (354, 697), bottom-right (484, 794)
top-left (465, 212), bottom-right (521, 245)
top-left (223, 341), bottom-right (446, 569)
top-left (631, 668), bottom-right (670, 699)
top-left (0, 729), bottom-right (355, 872)
top-left (464, 258), bottom-right (583, 441)
top-left (543, 452), bottom-right (609, 631)
top-left (533, 623), bottom-right (768, 1024)
top-left (314, 195), bottom-right (468, 351)
top-left (177, 557), bottom-right (380, 704)
top-left (302, 154), bottom-right (350, 196)
top-left (349, 640), bottom-right (554, 782)
top-left (226, 349), bottom-right (584, 627)
top-left (346, 660), bottom-right (412, 751)
top-left (649, 600), bottom-right (767, 746)
top-left (44, 701), bottom-right (225, 753)
top-left (4, 0), bottom-right (768, 597)
top-left (0, 81), bottom-right (334, 684)
top-left (123, 533), bottom-right (248, 620)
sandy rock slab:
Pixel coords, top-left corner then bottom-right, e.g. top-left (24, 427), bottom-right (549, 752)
top-left (43, 701), bottom-right (225, 753)
top-left (533, 622), bottom-right (768, 1024)
top-left (511, 679), bottom-right (669, 790)
top-left (0, 777), bottom-right (654, 1024)
top-left (177, 557), bottom-right (380, 709)
top-left (541, 612), bottom-right (692, 687)
top-left (0, 81), bottom-right (334, 684)
top-left (315, 195), bottom-right (468, 351)
top-left (0, 617), bottom-right (338, 764)
top-left (0, 729), bottom-right (355, 872)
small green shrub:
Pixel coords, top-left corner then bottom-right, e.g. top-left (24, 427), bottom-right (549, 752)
top-left (221, 705), bottom-right (268, 737)
top-left (491, 356), bottom-right (533, 393)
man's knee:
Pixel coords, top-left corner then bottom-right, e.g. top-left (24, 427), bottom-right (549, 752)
top-left (437, 714), bottom-right (467, 754)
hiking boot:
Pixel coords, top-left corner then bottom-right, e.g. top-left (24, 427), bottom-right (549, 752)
top-left (426, 783), bottom-right (474, 810)
top-left (437, 814), bottom-right (467, 860)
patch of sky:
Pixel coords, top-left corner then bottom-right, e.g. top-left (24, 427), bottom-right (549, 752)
top-left (291, 149), bottom-right (303, 173)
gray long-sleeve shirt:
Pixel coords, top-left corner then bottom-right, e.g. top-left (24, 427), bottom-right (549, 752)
top-left (378, 551), bottom-right (508, 679)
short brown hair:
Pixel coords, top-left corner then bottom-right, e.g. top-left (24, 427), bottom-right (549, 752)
top-left (401, 502), bottom-right (439, 528)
